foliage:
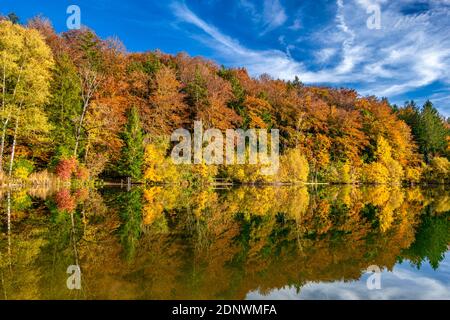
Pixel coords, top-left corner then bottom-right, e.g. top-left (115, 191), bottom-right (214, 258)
top-left (3, 185), bottom-right (449, 299)
top-left (423, 157), bottom-right (450, 184)
top-left (55, 156), bottom-right (78, 180)
top-left (277, 148), bottom-right (309, 183)
top-left (0, 19), bottom-right (448, 185)
top-left (117, 107), bottom-right (144, 180)
top-left (13, 158), bottom-right (34, 179)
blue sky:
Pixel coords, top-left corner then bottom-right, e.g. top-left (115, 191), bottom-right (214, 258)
top-left (2, 0), bottom-right (450, 116)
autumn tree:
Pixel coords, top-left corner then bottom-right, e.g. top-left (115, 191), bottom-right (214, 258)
top-left (147, 65), bottom-right (187, 134)
top-left (0, 20), bottom-right (53, 176)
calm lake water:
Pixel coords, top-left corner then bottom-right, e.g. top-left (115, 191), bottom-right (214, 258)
top-left (0, 185), bottom-right (448, 300)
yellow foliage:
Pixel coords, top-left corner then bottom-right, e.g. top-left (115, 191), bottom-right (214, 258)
top-left (435, 195), bottom-right (450, 213)
top-left (362, 137), bottom-right (404, 184)
top-left (384, 158), bottom-right (404, 184)
top-left (362, 162), bottom-right (389, 184)
top-left (425, 157), bottom-right (450, 183)
top-left (277, 148), bottom-right (309, 183)
top-left (13, 166), bottom-right (31, 180)
top-left (143, 141), bottom-right (180, 183)
top-left (405, 166), bottom-right (422, 184)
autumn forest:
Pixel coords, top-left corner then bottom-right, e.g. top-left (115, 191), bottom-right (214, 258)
top-left (0, 15), bottom-right (450, 187)
top-left (0, 10), bottom-right (450, 301)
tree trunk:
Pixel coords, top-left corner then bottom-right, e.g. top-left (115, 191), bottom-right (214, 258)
top-left (83, 140), bottom-right (90, 163)
top-left (2, 52), bottom-right (5, 110)
top-left (74, 100), bottom-right (88, 157)
top-left (0, 116), bottom-right (10, 172)
top-left (7, 191), bottom-right (12, 271)
top-left (8, 116), bottom-right (19, 178)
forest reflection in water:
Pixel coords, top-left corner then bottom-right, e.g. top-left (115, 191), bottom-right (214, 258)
top-left (0, 185), bottom-right (449, 299)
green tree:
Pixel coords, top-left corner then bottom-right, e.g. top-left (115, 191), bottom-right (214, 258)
top-left (117, 107), bottom-right (145, 180)
top-left (402, 212), bottom-right (450, 269)
top-left (217, 67), bottom-right (247, 125)
top-left (184, 68), bottom-right (208, 121)
top-left (418, 101), bottom-right (448, 162)
top-left (398, 100), bottom-right (421, 138)
top-left (7, 13), bottom-right (20, 24)
top-left (118, 188), bottom-right (143, 261)
top-left (47, 53), bottom-right (81, 153)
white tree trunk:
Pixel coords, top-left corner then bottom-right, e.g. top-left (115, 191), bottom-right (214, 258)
top-left (8, 116), bottom-right (19, 178)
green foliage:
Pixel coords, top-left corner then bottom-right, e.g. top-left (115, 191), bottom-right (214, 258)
top-left (218, 67), bottom-right (246, 122)
top-left (184, 68), bottom-right (208, 112)
top-left (46, 54), bottom-right (81, 150)
top-left (117, 107), bottom-right (145, 180)
top-left (418, 101), bottom-right (448, 162)
top-left (77, 30), bottom-right (103, 71)
top-left (127, 52), bottom-right (162, 76)
top-left (400, 100), bottom-right (448, 163)
top-left (13, 158), bottom-right (34, 179)
top-left (7, 13), bottom-right (20, 24)
top-left (402, 212), bottom-right (450, 269)
top-left (118, 188), bottom-right (143, 261)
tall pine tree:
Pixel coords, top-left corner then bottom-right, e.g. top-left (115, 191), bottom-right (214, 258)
top-left (418, 101), bottom-right (448, 162)
top-left (118, 107), bottom-right (144, 180)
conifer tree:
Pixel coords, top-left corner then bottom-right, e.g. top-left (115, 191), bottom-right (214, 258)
top-left (117, 107), bottom-right (144, 180)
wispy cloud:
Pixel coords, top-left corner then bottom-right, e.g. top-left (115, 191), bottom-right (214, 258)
top-left (260, 0), bottom-right (288, 35)
top-left (171, 0), bottom-right (450, 113)
top-left (288, 18), bottom-right (302, 31)
top-left (238, 0), bottom-right (260, 23)
top-left (172, 1), bottom-right (304, 78)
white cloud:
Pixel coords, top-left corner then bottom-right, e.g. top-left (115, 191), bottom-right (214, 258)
top-left (172, 1), bottom-right (305, 79)
top-left (246, 255), bottom-right (450, 300)
top-left (315, 48), bottom-right (337, 63)
top-left (171, 0), bottom-right (450, 112)
top-left (260, 0), bottom-right (288, 35)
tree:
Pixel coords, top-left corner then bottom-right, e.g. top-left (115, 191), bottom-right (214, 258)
top-left (277, 148), bottom-right (309, 183)
top-left (117, 107), bottom-right (145, 180)
top-left (7, 13), bottom-right (20, 24)
top-left (362, 136), bottom-right (403, 184)
top-left (417, 101), bottom-right (448, 162)
top-left (46, 53), bottom-right (81, 151)
top-left (424, 157), bottom-right (450, 184)
top-left (0, 20), bottom-right (54, 176)
top-left (146, 65), bottom-right (187, 134)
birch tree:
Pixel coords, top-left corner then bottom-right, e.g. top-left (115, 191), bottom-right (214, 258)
top-left (0, 20), bottom-right (53, 177)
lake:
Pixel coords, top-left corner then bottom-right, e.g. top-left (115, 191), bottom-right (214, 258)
top-left (0, 185), bottom-right (448, 300)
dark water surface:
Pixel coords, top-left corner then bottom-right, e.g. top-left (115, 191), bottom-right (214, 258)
top-left (0, 185), bottom-right (448, 299)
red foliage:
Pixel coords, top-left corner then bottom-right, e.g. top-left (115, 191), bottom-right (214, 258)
top-left (55, 189), bottom-right (76, 212)
top-left (55, 157), bottom-right (78, 180)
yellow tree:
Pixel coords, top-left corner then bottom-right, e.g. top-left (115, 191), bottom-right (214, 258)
top-left (0, 20), bottom-right (54, 176)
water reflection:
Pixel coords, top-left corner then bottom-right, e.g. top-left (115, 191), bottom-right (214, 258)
top-left (0, 185), bottom-right (448, 299)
